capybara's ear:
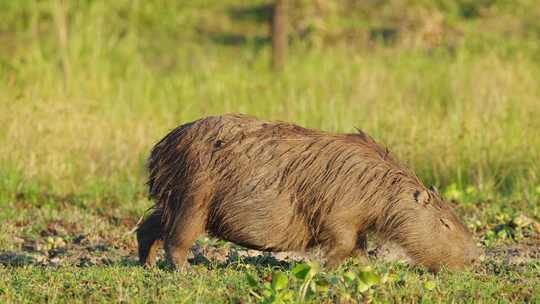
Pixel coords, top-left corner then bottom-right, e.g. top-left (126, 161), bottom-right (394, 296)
top-left (429, 185), bottom-right (439, 194)
top-left (413, 189), bottom-right (430, 205)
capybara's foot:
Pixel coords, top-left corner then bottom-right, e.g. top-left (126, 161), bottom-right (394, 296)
top-left (165, 248), bottom-right (189, 270)
top-left (354, 249), bottom-right (370, 265)
top-left (164, 238), bottom-right (192, 270)
top-left (325, 253), bottom-right (350, 269)
top-left (324, 244), bottom-right (355, 269)
top-left (142, 239), bottom-right (162, 268)
top-left (323, 228), bottom-right (357, 269)
top-left (163, 204), bottom-right (206, 270)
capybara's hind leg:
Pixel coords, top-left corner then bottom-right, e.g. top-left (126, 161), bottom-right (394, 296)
top-left (137, 211), bottom-right (162, 267)
top-left (164, 206), bottom-right (206, 270)
top-left (324, 227), bottom-right (357, 269)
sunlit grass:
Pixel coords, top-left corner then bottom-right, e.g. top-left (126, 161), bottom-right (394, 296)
top-left (2, 44), bottom-right (539, 202)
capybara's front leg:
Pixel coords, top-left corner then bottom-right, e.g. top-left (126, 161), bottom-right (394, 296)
top-left (324, 227), bottom-right (357, 269)
top-left (354, 232), bottom-right (369, 264)
top-left (164, 207), bottom-right (206, 270)
top-left (137, 210), bottom-right (163, 267)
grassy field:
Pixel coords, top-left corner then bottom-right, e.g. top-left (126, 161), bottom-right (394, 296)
top-left (1, 1), bottom-right (539, 302)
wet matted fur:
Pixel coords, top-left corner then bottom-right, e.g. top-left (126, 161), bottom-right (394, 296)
top-left (137, 114), bottom-right (480, 271)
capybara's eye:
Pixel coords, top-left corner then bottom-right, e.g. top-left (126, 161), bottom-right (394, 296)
top-left (413, 190), bottom-right (429, 205)
top-left (413, 190), bottom-right (421, 202)
top-left (214, 139), bottom-right (224, 148)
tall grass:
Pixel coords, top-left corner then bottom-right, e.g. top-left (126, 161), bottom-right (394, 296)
top-left (1, 1), bottom-right (539, 206)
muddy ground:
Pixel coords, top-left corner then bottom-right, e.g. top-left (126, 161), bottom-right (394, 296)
top-left (1, 220), bottom-right (538, 272)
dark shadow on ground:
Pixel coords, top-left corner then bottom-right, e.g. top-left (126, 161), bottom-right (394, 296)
top-left (0, 252), bottom-right (37, 267)
top-left (207, 253), bottom-right (293, 270)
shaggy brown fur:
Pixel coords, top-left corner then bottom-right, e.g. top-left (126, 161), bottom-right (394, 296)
top-left (137, 114), bottom-right (480, 271)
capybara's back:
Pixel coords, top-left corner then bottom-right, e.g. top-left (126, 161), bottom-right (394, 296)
top-left (137, 114), bottom-right (480, 271)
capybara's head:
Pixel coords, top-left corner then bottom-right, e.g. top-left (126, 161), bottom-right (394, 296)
top-left (391, 187), bottom-right (481, 272)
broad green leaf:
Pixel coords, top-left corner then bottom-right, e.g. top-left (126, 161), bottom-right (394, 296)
top-left (359, 267), bottom-right (380, 286)
top-left (292, 263), bottom-right (311, 280)
top-left (271, 272), bottom-right (288, 291)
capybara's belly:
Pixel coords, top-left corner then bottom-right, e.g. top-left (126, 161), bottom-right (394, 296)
top-left (206, 194), bottom-right (314, 252)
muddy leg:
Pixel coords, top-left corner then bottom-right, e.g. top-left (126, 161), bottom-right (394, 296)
top-left (324, 227), bottom-right (357, 269)
top-left (164, 206), bottom-right (206, 270)
top-left (137, 210), bottom-right (163, 267)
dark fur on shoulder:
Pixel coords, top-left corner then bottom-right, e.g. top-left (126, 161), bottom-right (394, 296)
top-left (137, 114), bottom-right (480, 271)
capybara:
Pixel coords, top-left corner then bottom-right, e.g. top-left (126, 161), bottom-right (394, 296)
top-left (137, 114), bottom-right (480, 271)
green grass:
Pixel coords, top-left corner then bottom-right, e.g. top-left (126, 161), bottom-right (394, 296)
top-left (1, 0), bottom-right (539, 302)
top-left (1, 263), bottom-right (538, 303)
top-left (0, 256), bottom-right (538, 303)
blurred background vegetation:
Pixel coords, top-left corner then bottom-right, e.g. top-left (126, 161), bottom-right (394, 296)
top-left (1, 0), bottom-right (539, 210)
